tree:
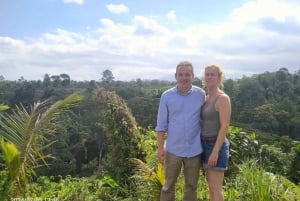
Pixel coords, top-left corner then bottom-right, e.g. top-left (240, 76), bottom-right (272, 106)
top-left (60, 73), bottom-right (70, 86)
top-left (97, 88), bottom-right (145, 184)
top-left (50, 75), bottom-right (61, 86)
top-left (18, 76), bottom-right (25, 83)
top-left (0, 75), bottom-right (4, 81)
top-left (43, 74), bottom-right (51, 87)
top-left (101, 69), bottom-right (114, 83)
top-left (234, 77), bottom-right (266, 123)
top-left (130, 158), bottom-right (163, 201)
top-left (252, 104), bottom-right (278, 132)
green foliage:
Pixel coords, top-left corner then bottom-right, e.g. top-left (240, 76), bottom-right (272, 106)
top-left (130, 158), bottom-right (162, 201)
top-left (0, 170), bottom-right (15, 201)
top-left (259, 144), bottom-right (291, 175)
top-left (287, 143), bottom-right (300, 184)
top-left (129, 158), bottom-right (209, 201)
top-left (98, 89), bottom-right (145, 184)
top-left (40, 91), bottom-right (106, 177)
top-left (25, 175), bottom-right (124, 201)
top-left (0, 104), bottom-right (9, 111)
top-left (226, 69), bottom-right (300, 140)
top-left (234, 77), bottom-right (266, 113)
top-left (1, 122), bottom-right (299, 201)
top-left (225, 160), bottom-right (300, 201)
top-left (227, 126), bottom-right (258, 164)
top-left (252, 104), bottom-right (279, 132)
top-left (1, 69), bottom-right (300, 200)
top-left (0, 138), bottom-right (21, 181)
top-left (101, 69), bottom-right (115, 84)
top-left (227, 128), bottom-right (300, 183)
top-left (0, 92), bottom-right (83, 196)
top-left (0, 68), bottom-right (299, 140)
top-left (127, 97), bottom-right (159, 127)
top-left (137, 127), bottom-right (157, 165)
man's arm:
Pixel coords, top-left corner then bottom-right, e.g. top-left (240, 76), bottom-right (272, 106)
top-left (157, 131), bottom-right (166, 164)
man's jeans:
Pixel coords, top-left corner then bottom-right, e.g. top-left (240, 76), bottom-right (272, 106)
top-left (160, 151), bottom-right (201, 201)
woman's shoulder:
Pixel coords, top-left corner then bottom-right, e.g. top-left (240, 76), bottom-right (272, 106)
top-left (215, 93), bottom-right (231, 111)
top-left (217, 93), bottom-right (230, 102)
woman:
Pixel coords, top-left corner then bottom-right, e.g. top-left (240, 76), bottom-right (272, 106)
top-left (201, 65), bottom-right (231, 201)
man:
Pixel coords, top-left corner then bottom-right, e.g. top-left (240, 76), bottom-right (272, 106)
top-left (155, 61), bottom-right (205, 201)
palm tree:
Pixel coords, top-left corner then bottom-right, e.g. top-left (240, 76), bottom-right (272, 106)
top-left (0, 92), bottom-right (83, 197)
top-left (130, 158), bottom-right (163, 200)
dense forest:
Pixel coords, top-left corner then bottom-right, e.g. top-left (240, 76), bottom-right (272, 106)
top-left (0, 67), bottom-right (300, 200)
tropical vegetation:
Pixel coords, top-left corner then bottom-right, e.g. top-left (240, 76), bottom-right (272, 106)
top-left (0, 68), bottom-right (299, 200)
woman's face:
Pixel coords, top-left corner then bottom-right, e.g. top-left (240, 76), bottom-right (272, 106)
top-left (204, 67), bottom-right (219, 88)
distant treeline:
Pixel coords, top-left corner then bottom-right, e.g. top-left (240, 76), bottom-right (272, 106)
top-left (1, 67), bottom-right (299, 141)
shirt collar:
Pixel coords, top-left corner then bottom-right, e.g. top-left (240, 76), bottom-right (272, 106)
top-left (175, 85), bottom-right (193, 95)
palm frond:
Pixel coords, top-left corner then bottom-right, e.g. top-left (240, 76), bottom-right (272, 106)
top-left (0, 92), bottom-right (83, 194)
top-left (129, 158), bottom-right (162, 200)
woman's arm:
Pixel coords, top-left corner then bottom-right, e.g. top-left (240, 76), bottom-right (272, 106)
top-left (208, 94), bottom-right (231, 166)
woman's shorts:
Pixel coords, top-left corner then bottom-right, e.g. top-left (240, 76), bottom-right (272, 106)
top-left (201, 138), bottom-right (229, 171)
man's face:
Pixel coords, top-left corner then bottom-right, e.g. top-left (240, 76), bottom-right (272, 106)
top-left (175, 65), bottom-right (194, 91)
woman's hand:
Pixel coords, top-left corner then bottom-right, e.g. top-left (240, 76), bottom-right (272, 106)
top-left (208, 151), bottom-right (219, 166)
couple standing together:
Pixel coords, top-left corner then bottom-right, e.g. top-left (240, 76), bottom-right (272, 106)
top-left (155, 61), bottom-right (231, 201)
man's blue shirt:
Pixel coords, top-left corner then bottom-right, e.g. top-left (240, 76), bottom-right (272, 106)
top-left (155, 85), bottom-right (205, 157)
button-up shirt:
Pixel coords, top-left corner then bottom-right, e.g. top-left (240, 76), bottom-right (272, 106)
top-left (155, 86), bottom-right (205, 157)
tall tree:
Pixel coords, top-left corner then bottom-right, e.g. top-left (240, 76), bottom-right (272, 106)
top-left (60, 73), bottom-right (70, 86)
top-left (43, 74), bottom-right (51, 87)
top-left (97, 88), bottom-right (145, 184)
top-left (101, 69), bottom-right (114, 83)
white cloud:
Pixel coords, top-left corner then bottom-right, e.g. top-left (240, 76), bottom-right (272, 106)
top-left (1, 0), bottom-right (300, 81)
top-left (167, 10), bottom-right (176, 21)
top-left (106, 3), bottom-right (129, 14)
top-left (63, 0), bottom-right (84, 5)
top-left (230, 0), bottom-right (300, 23)
top-left (132, 16), bottom-right (169, 35)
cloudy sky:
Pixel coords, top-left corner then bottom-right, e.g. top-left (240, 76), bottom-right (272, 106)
top-left (1, 0), bottom-right (300, 82)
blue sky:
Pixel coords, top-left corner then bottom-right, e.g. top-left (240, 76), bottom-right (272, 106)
top-left (0, 0), bottom-right (300, 81)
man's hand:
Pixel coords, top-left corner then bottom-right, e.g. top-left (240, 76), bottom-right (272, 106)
top-left (157, 147), bottom-right (165, 164)
top-left (157, 131), bottom-right (165, 164)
